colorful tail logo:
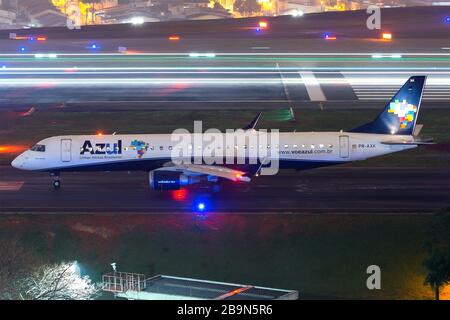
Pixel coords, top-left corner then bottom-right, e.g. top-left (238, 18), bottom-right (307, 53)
top-left (387, 99), bottom-right (417, 129)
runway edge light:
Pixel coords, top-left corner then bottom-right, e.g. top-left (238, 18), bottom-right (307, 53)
top-left (197, 202), bottom-right (206, 211)
top-left (382, 32), bottom-right (392, 40)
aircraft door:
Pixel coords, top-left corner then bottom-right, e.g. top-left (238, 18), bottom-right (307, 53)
top-left (61, 139), bottom-right (72, 162)
top-left (339, 136), bottom-right (349, 158)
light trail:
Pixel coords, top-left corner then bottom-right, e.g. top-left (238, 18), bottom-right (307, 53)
top-left (1, 52), bottom-right (450, 56)
top-left (2, 66), bottom-right (450, 72)
top-left (0, 77), bottom-right (448, 86)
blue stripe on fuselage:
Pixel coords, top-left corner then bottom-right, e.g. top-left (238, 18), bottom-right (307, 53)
top-left (39, 158), bottom-right (346, 173)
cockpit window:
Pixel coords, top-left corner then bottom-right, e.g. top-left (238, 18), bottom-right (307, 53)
top-left (30, 144), bottom-right (46, 152)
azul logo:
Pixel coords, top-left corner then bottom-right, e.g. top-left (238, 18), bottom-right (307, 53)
top-left (80, 140), bottom-right (122, 155)
top-left (130, 140), bottom-right (149, 158)
top-left (388, 99), bottom-right (417, 129)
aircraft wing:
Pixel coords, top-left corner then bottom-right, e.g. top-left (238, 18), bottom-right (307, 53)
top-left (158, 163), bottom-right (251, 182)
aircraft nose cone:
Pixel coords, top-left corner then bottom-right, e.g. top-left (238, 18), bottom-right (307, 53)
top-left (11, 156), bottom-right (23, 169)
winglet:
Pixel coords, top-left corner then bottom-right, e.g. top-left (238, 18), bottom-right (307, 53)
top-left (243, 112), bottom-right (262, 131)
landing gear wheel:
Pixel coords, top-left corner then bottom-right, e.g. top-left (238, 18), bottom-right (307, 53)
top-left (53, 180), bottom-right (61, 189)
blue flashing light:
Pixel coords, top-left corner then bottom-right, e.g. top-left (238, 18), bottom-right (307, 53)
top-left (445, 16), bottom-right (450, 23)
top-left (90, 44), bottom-right (99, 49)
top-left (197, 202), bottom-right (205, 211)
top-left (256, 27), bottom-right (261, 33)
top-left (20, 47), bottom-right (26, 52)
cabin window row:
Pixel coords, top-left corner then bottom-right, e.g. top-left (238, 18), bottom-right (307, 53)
top-left (81, 144), bottom-right (333, 152)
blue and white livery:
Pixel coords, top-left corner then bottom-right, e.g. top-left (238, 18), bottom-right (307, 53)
top-left (12, 76), bottom-right (433, 190)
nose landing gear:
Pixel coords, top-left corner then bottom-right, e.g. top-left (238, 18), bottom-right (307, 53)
top-left (50, 172), bottom-right (61, 189)
top-left (52, 179), bottom-right (61, 189)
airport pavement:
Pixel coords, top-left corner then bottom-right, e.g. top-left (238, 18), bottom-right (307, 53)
top-left (0, 53), bottom-right (449, 109)
top-left (0, 165), bottom-right (448, 214)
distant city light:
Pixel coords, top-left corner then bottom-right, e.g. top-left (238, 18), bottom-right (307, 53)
top-left (36, 36), bottom-right (47, 41)
top-left (130, 17), bottom-right (145, 25)
top-left (168, 35), bottom-right (180, 41)
top-left (259, 21), bottom-right (268, 29)
top-left (291, 10), bottom-right (304, 17)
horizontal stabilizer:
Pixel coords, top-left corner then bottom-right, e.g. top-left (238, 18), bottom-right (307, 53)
top-left (381, 137), bottom-right (434, 145)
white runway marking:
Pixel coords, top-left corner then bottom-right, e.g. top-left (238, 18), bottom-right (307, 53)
top-left (299, 71), bottom-right (327, 101)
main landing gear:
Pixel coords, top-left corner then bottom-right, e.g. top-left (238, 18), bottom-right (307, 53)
top-left (50, 172), bottom-right (61, 189)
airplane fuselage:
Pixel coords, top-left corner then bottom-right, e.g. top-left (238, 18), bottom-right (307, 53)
top-left (11, 131), bottom-right (416, 173)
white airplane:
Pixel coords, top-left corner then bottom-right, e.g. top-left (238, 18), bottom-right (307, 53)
top-left (12, 76), bottom-right (433, 190)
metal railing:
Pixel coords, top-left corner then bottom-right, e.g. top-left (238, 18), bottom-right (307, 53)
top-left (102, 272), bottom-right (147, 293)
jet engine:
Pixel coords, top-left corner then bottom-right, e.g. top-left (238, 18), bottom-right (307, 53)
top-left (149, 170), bottom-right (198, 190)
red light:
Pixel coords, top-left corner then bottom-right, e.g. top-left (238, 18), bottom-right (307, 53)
top-left (235, 173), bottom-right (242, 180)
top-left (168, 35), bottom-right (180, 41)
top-left (259, 21), bottom-right (268, 29)
top-left (36, 36), bottom-right (47, 41)
top-left (171, 188), bottom-right (187, 201)
top-left (325, 34), bottom-right (337, 40)
top-left (97, 132), bottom-right (103, 136)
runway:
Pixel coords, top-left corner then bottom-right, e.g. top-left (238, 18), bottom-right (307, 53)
top-left (0, 165), bottom-right (449, 214)
top-left (0, 9), bottom-right (449, 215)
top-left (0, 6), bottom-right (449, 111)
top-left (1, 52), bottom-right (450, 110)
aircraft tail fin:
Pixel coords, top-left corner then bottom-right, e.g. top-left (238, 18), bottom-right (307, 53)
top-left (350, 76), bottom-right (426, 135)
